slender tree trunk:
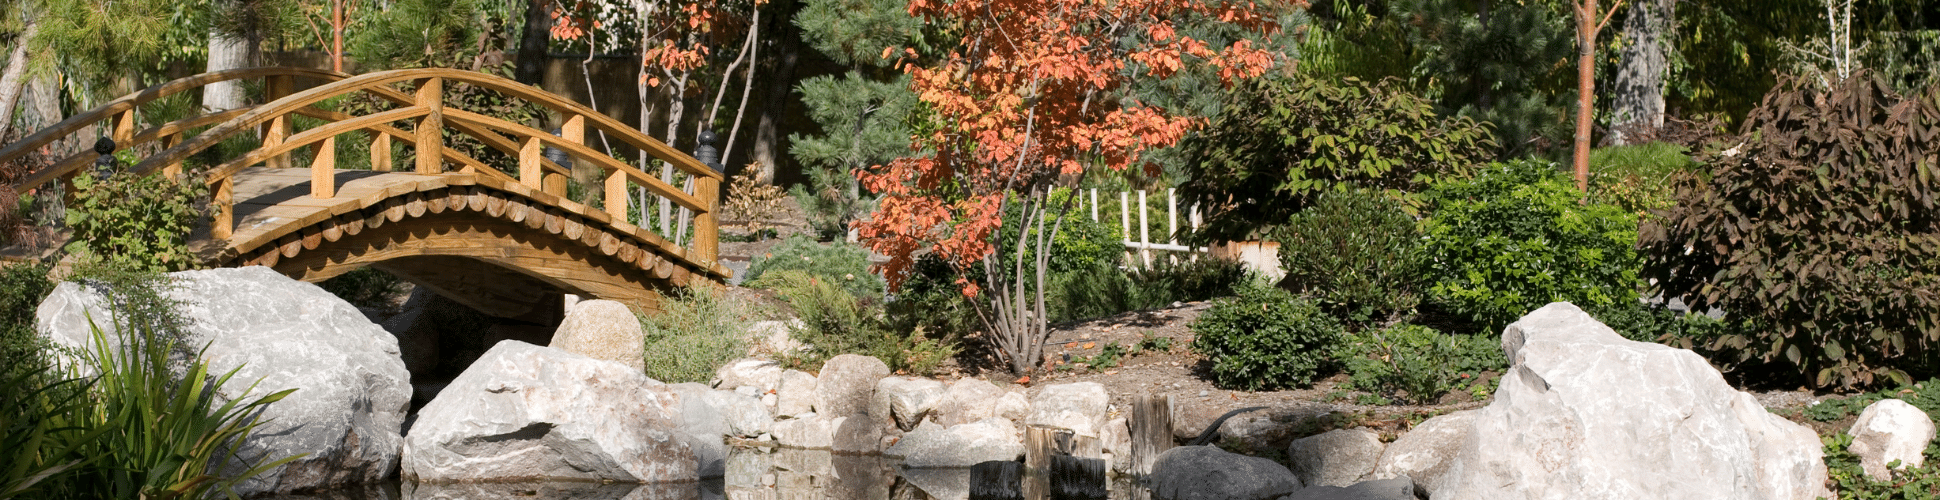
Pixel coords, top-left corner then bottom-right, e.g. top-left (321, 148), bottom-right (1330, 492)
top-left (1608, 0), bottom-right (1673, 145)
top-left (515, 0), bottom-right (553, 85)
top-left (0, 19), bottom-right (40, 141)
top-left (1571, 0), bottom-right (1620, 192)
top-left (204, 1), bottom-right (254, 112)
top-left (748, 0), bottom-right (801, 184)
top-left (330, 0), bottom-right (345, 72)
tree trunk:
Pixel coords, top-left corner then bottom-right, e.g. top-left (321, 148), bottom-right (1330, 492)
top-left (748, 0), bottom-right (801, 185)
top-left (1608, 0), bottom-right (1673, 145)
top-left (1571, 0), bottom-right (1617, 192)
top-left (203, 3), bottom-right (254, 112)
top-left (0, 19), bottom-right (40, 141)
top-left (515, 0), bottom-right (553, 85)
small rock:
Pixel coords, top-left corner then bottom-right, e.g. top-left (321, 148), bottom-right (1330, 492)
top-left (749, 319), bottom-right (805, 355)
top-left (1286, 476), bottom-right (1416, 500)
top-left (762, 392), bottom-right (778, 407)
top-left (1103, 417), bottom-right (1133, 473)
top-left (1149, 445), bottom-right (1301, 500)
top-left (547, 299), bottom-right (646, 372)
top-left (1199, 390), bottom-right (1210, 398)
top-left (773, 415), bottom-right (838, 450)
top-left (872, 377), bottom-right (948, 431)
top-left (735, 385), bottom-right (759, 397)
top-left (714, 358), bottom-right (783, 392)
top-left (814, 354), bottom-right (891, 418)
top-left (1849, 398), bottom-right (1937, 480)
top-left (933, 378), bottom-right (1007, 427)
top-left (996, 391), bottom-right (1033, 422)
top-left (832, 413), bottom-right (885, 455)
top-left (1027, 382), bottom-right (1110, 437)
top-left (776, 369), bottom-right (818, 417)
top-left (885, 418), bottom-right (1026, 468)
top-left (1368, 410), bottom-right (1473, 494)
top-left (1287, 428), bottom-right (1384, 487)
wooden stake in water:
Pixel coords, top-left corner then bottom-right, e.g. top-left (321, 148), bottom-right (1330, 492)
top-left (1129, 394), bottom-right (1173, 476)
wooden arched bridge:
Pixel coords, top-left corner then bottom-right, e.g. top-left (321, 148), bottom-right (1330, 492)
top-left (0, 67), bottom-right (728, 316)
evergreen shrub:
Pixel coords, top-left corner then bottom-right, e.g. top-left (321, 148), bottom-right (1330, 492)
top-left (1190, 283), bottom-right (1346, 390)
top-left (1274, 189), bottom-right (1425, 325)
top-left (1422, 160), bottom-right (1642, 332)
top-left (744, 235), bottom-right (884, 298)
top-left (638, 287), bottom-right (755, 383)
top-left (1337, 324), bottom-right (1502, 405)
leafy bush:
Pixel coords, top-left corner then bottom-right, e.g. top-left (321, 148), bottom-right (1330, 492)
top-left (0, 262), bottom-right (54, 372)
top-left (755, 270), bottom-right (958, 375)
top-left (1048, 256), bottom-right (1249, 323)
top-left (64, 168), bottom-right (209, 273)
top-left (1336, 324), bottom-right (1503, 405)
top-left (1190, 283), bottom-right (1347, 390)
top-left (886, 255), bottom-right (982, 339)
top-left (638, 287), bottom-right (757, 383)
top-left (1422, 160), bottom-right (1643, 332)
top-left (1274, 189), bottom-right (1425, 326)
top-left (1587, 142), bottom-right (1700, 220)
top-left (744, 235), bottom-right (885, 298)
top-left (318, 267), bottom-right (406, 311)
top-left (1641, 73), bottom-right (1940, 390)
top-left (995, 188), bottom-right (1123, 277)
top-left (1178, 72), bottom-right (1498, 242)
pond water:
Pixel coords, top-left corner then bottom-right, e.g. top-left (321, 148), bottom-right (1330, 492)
top-left (269, 447), bottom-right (1155, 500)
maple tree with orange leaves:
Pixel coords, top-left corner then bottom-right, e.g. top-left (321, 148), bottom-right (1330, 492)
top-left (857, 0), bottom-right (1285, 375)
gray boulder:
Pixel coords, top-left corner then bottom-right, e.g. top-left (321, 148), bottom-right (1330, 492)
top-left (832, 413), bottom-right (885, 455)
top-left (36, 267), bottom-right (410, 497)
top-left (1149, 445), bottom-right (1302, 500)
top-left (885, 417), bottom-right (1026, 468)
top-left (813, 354), bottom-right (889, 417)
top-left (1284, 477), bottom-right (1416, 500)
top-left (401, 481), bottom-right (697, 500)
top-left (773, 414), bottom-right (838, 449)
top-left (1027, 382), bottom-right (1109, 437)
top-left (1287, 428), bottom-right (1384, 488)
top-left (1103, 417), bottom-right (1133, 473)
top-left (1433, 302), bottom-right (1829, 500)
top-left (775, 369), bottom-right (818, 417)
top-left (1849, 398), bottom-right (1937, 480)
top-left (548, 299), bottom-right (645, 372)
top-left (714, 358), bottom-right (783, 393)
top-left (932, 378), bottom-right (1007, 427)
top-left (1367, 410), bottom-right (1473, 495)
top-left (872, 376), bottom-right (947, 431)
top-left (401, 341), bottom-right (693, 483)
top-left (666, 383), bottom-right (729, 479)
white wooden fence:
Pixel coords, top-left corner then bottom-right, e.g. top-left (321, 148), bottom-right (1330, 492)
top-left (1080, 188), bottom-right (1208, 266)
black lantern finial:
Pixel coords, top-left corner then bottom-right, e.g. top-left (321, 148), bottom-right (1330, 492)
top-left (92, 137), bottom-right (118, 178)
top-left (693, 130), bottom-right (723, 174)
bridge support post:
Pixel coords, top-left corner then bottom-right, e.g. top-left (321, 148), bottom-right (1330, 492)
top-left (264, 75), bottom-right (294, 169)
top-left (519, 136), bottom-right (543, 189)
top-left (162, 133), bottom-right (183, 179)
top-left (554, 115), bottom-right (583, 197)
top-left (212, 176), bottom-right (234, 240)
top-left (312, 136), bottom-right (336, 199)
top-left (112, 109), bottom-right (136, 147)
top-left (371, 133), bottom-right (392, 171)
top-left (415, 78), bottom-right (444, 174)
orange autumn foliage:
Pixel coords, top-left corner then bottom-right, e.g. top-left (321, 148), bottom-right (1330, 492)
top-left (858, 0), bottom-right (1280, 294)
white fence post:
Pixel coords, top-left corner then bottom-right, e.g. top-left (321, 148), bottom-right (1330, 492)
top-left (1138, 190), bottom-right (1151, 267)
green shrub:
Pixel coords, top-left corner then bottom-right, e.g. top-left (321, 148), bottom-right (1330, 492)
top-left (1422, 160), bottom-right (1643, 332)
top-left (886, 255), bottom-right (982, 339)
top-left (1336, 324), bottom-right (1503, 405)
top-left (318, 267), bottom-right (406, 311)
top-left (1190, 283), bottom-right (1346, 390)
top-left (1178, 72), bottom-right (1498, 242)
top-left (744, 235), bottom-right (885, 298)
top-left (0, 262), bottom-right (54, 373)
top-left (995, 188), bottom-right (1123, 277)
top-left (1274, 189), bottom-right (1425, 325)
top-left (638, 287), bottom-right (757, 383)
top-left (755, 270), bottom-right (958, 375)
top-left (1641, 73), bottom-right (1940, 390)
top-left (1048, 257), bottom-right (1250, 324)
top-left (64, 168), bottom-right (210, 273)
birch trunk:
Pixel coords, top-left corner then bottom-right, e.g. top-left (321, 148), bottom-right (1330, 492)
top-left (0, 19), bottom-right (40, 140)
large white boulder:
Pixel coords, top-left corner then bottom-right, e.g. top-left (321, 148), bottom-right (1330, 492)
top-left (547, 299), bottom-right (645, 372)
top-left (1026, 382), bottom-right (1109, 437)
top-left (884, 418), bottom-right (1026, 468)
top-left (36, 267), bottom-right (410, 497)
top-left (1433, 303), bottom-right (1830, 500)
top-left (773, 414), bottom-right (839, 449)
top-left (1849, 398), bottom-right (1937, 480)
top-left (401, 341), bottom-right (693, 483)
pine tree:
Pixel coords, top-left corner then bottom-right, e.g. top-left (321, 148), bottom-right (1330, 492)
top-left (785, 0), bottom-right (923, 240)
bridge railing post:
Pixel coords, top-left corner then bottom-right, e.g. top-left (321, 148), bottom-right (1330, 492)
top-left (415, 77), bottom-right (444, 174)
top-left (312, 136), bottom-right (336, 198)
top-left (556, 115), bottom-right (583, 197)
top-left (212, 176), bottom-right (234, 240)
top-left (264, 74), bottom-right (293, 169)
top-left (691, 131), bottom-right (722, 264)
